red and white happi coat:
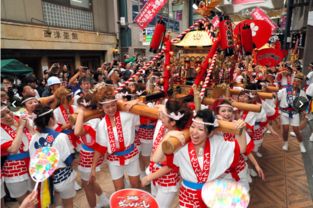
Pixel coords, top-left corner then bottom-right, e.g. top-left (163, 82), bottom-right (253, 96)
top-left (96, 111), bottom-right (140, 166)
top-left (222, 132), bottom-right (253, 183)
top-left (173, 135), bottom-right (240, 208)
top-left (53, 105), bottom-right (79, 147)
top-left (78, 118), bottom-right (104, 172)
top-left (134, 116), bottom-right (157, 147)
top-left (1, 119), bottom-right (32, 183)
top-left (242, 109), bottom-right (268, 141)
top-left (148, 120), bottom-right (180, 192)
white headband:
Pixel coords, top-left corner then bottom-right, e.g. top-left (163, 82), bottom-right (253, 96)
top-left (192, 118), bottom-right (219, 127)
top-left (218, 104), bottom-right (233, 109)
top-left (21, 97), bottom-right (36, 104)
top-left (162, 106), bottom-right (184, 121)
top-left (0, 106), bottom-right (8, 112)
top-left (99, 99), bottom-right (117, 105)
top-left (108, 69), bottom-right (117, 77)
top-left (37, 109), bottom-right (53, 118)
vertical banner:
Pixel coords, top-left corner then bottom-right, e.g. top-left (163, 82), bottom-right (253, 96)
top-left (251, 7), bottom-right (277, 32)
top-left (134, 0), bottom-right (168, 30)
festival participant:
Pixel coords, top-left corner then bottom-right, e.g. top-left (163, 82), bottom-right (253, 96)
top-left (90, 85), bottom-right (141, 190)
top-left (306, 62), bottom-right (313, 85)
top-left (141, 99), bottom-right (192, 207)
top-left (0, 105), bottom-right (33, 204)
top-left (53, 87), bottom-right (79, 149)
top-left (29, 104), bottom-right (76, 208)
top-left (277, 73), bottom-right (307, 153)
top-left (237, 90), bottom-right (279, 158)
top-left (212, 99), bottom-right (265, 191)
top-left (171, 109), bottom-right (246, 208)
top-left (21, 95), bottom-right (39, 128)
top-left (73, 77), bottom-right (92, 106)
top-left (74, 94), bottom-right (109, 208)
top-left (306, 82), bottom-right (313, 142)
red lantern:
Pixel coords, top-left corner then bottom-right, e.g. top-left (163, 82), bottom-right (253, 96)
top-left (241, 24), bottom-right (254, 55)
top-left (150, 19), bottom-right (166, 53)
top-left (219, 16), bottom-right (234, 56)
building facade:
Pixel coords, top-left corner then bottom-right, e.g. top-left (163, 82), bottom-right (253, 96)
top-left (1, 0), bottom-right (118, 75)
top-left (122, 0), bottom-right (190, 57)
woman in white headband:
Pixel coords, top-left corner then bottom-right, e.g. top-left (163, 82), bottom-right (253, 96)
top-left (90, 85), bottom-right (141, 191)
top-left (172, 109), bottom-right (247, 208)
top-left (53, 87), bottom-right (79, 149)
top-left (73, 94), bottom-right (109, 208)
top-left (29, 104), bottom-right (77, 207)
top-left (21, 95), bottom-right (39, 129)
top-left (1, 105), bottom-right (33, 205)
top-left (212, 98), bottom-right (265, 192)
top-left (141, 99), bottom-right (192, 208)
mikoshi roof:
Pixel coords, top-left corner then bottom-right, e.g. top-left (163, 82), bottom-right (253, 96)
top-left (174, 30), bottom-right (213, 47)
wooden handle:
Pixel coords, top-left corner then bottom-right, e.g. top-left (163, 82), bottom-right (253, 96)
top-left (162, 120), bottom-right (243, 154)
top-left (202, 98), bottom-right (261, 112)
top-left (266, 85), bottom-right (279, 92)
top-left (229, 89), bottom-right (274, 99)
top-left (117, 100), bottom-right (159, 119)
top-left (69, 109), bottom-right (103, 125)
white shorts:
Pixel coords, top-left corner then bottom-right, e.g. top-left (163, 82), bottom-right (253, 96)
top-left (79, 166), bottom-right (101, 181)
top-left (140, 142), bottom-right (153, 157)
top-left (108, 158), bottom-right (140, 180)
top-left (6, 178), bottom-right (33, 198)
top-left (1, 180), bottom-right (6, 198)
top-left (151, 183), bottom-right (177, 208)
top-left (54, 172), bottom-right (76, 199)
top-left (280, 113), bottom-right (300, 126)
top-left (253, 139), bottom-right (263, 152)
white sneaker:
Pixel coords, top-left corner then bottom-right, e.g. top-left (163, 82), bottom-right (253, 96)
top-left (282, 142), bottom-right (288, 151)
top-left (310, 133), bottom-right (313, 142)
top-left (74, 181), bottom-right (82, 191)
top-left (299, 143), bottom-right (306, 153)
top-left (96, 194), bottom-right (110, 208)
top-left (255, 152), bottom-right (263, 158)
top-left (290, 132), bottom-right (296, 137)
top-left (249, 168), bottom-right (258, 177)
top-left (266, 130), bottom-right (271, 134)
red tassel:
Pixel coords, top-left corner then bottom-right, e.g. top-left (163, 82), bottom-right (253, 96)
top-left (149, 19), bottom-right (166, 53)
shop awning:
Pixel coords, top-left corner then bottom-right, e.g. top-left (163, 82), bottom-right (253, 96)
top-left (1, 59), bottom-right (33, 76)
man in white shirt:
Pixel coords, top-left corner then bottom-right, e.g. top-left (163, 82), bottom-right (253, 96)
top-left (305, 62), bottom-right (313, 85)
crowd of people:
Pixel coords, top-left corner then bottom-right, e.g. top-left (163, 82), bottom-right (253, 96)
top-left (1, 54), bottom-right (313, 208)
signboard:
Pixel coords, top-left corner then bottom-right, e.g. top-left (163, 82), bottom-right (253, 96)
top-left (110, 188), bottom-right (159, 208)
top-left (134, 0), bottom-right (168, 30)
top-left (251, 7), bottom-right (277, 32)
top-left (142, 27), bottom-right (154, 45)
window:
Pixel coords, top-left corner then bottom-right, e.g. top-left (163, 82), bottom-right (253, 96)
top-left (132, 5), bottom-right (139, 21)
top-left (43, 1), bottom-right (94, 30)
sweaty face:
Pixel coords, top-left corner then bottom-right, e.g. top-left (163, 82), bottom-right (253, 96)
top-left (189, 118), bottom-right (208, 146)
top-left (25, 99), bottom-right (39, 112)
top-left (0, 108), bottom-right (14, 126)
top-left (238, 94), bottom-right (249, 103)
top-left (218, 106), bottom-right (233, 121)
top-left (102, 100), bottom-right (117, 117)
top-left (81, 81), bottom-right (91, 92)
